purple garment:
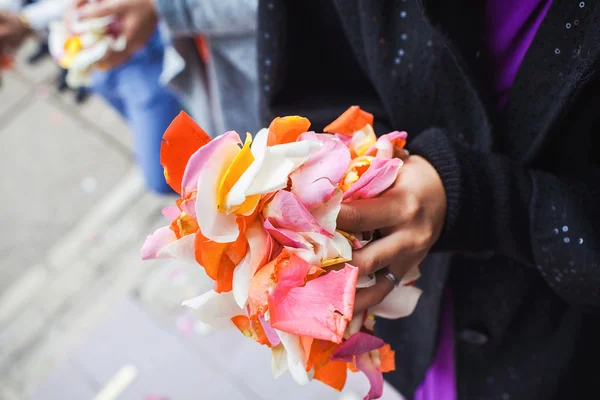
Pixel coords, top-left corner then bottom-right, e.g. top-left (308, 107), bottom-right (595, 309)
top-left (413, 2), bottom-right (551, 399)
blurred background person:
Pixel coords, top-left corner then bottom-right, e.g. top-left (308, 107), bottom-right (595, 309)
top-left (74, 0), bottom-right (260, 137)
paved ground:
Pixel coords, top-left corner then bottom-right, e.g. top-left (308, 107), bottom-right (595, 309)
top-left (0, 40), bottom-right (404, 400)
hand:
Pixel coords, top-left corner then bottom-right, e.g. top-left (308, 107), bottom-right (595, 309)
top-left (74, 0), bottom-right (158, 68)
top-left (337, 155), bottom-right (447, 314)
top-left (0, 11), bottom-right (31, 51)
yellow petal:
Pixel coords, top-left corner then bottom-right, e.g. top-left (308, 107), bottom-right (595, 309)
top-left (217, 133), bottom-right (254, 212)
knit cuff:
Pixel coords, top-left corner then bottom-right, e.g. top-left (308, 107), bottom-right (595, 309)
top-left (407, 128), bottom-right (464, 252)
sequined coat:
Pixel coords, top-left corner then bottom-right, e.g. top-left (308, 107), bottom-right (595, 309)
top-left (258, 0), bottom-right (600, 399)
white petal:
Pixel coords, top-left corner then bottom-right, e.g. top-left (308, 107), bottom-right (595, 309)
top-left (71, 41), bottom-right (109, 69)
top-left (232, 252), bottom-right (252, 309)
top-left (48, 22), bottom-right (68, 59)
top-left (70, 16), bottom-right (113, 33)
top-left (271, 344), bottom-right (289, 379)
top-left (195, 132), bottom-right (242, 243)
top-left (370, 285), bottom-right (423, 319)
top-left (401, 266), bottom-right (421, 285)
top-left (304, 231), bottom-right (352, 265)
top-left (109, 36), bottom-right (127, 52)
top-left (232, 222), bottom-right (269, 308)
top-left (156, 234), bottom-right (196, 265)
top-left (275, 330), bottom-right (311, 385)
top-left (356, 274), bottom-right (377, 288)
top-left (251, 128), bottom-right (269, 159)
top-left (309, 188), bottom-right (343, 235)
top-left (182, 290), bottom-right (243, 330)
top-left (345, 314), bottom-right (364, 338)
top-left (226, 140), bottom-right (323, 209)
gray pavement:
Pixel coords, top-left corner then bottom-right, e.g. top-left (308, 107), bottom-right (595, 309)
top-left (0, 40), bottom-right (404, 400)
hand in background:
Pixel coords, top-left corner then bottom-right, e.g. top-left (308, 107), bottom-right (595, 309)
top-left (74, 0), bottom-right (158, 68)
top-left (0, 11), bottom-right (31, 52)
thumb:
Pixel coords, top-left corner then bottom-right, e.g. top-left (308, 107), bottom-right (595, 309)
top-left (77, 0), bottom-right (124, 20)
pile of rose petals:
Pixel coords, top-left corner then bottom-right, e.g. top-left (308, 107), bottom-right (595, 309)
top-left (48, 16), bottom-right (125, 88)
top-left (141, 106), bottom-right (423, 400)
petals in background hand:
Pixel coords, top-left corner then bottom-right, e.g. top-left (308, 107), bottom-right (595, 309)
top-left (343, 158), bottom-right (402, 201)
top-left (182, 290), bottom-right (243, 330)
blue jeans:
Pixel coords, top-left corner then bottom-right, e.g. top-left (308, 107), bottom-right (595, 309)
top-left (92, 32), bottom-right (182, 195)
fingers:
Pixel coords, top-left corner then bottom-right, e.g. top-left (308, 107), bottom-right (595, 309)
top-left (350, 233), bottom-right (401, 275)
top-left (353, 273), bottom-right (394, 315)
top-left (77, 0), bottom-right (124, 19)
top-left (337, 198), bottom-right (397, 232)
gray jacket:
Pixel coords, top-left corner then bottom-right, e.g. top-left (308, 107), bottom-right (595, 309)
top-left (154, 0), bottom-right (259, 137)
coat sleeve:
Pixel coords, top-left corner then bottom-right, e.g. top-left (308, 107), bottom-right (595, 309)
top-left (408, 128), bottom-right (600, 309)
top-left (153, 0), bottom-right (257, 37)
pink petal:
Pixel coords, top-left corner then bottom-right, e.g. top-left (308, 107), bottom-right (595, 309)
top-left (307, 186), bottom-right (343, 236)
top-left (365, 131), bottom-right (408, 159)
top-left (181, 131), bottom-right (239, 196)
top-left (259, 314), bottom-right (281, 347)
top-left (269, 264), bottom-right (358, 343)
top-left (331, 332), bottom-right (385, 362)
top-left (141, 226), bottom-right (176, 260)
top-left (356, 352), bottom-right (384, 400)
top-left (291, 133), bottom-right (350, 206)
top-left (162, 206), bottom-right (181, 221)
top-left (343, 158), bottom-right (402, 201)
top-left (194, 131), bottom-right (242, 243)
top-left (263, 191), bottom-right (332, 238)
top-left (264, 218), bottom-right (311, 249)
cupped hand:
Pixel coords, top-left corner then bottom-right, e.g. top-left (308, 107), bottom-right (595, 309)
top-left (337, 155), bottom-right (447, 314)
top-left (74, 0), bottom-right (158, 68)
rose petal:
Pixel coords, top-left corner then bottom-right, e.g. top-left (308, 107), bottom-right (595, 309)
top-left (365, 131), bottom-right (408, 159)
top-left (356, 352), bottom-right (384, 400)
top-left (263, 190), bottom-right (331, 237)
top-left (276, 330), bottom-right (312, 385)
top-left (226, 140), bottom-right (323, 209)
top-left (162, 206), bottom-right (181, 221)
top-left (291, 133), bottom-right (351, 206)
top-left (264, 218), bottom-right (311, 249)
top-left (163, 111), bottom-right (212, 195)
top-left (232, 221), bottom-right (270, 308)
top-left (156, 234), bottom-right (197, 264)
top-left (331, 332), bottom-right (384, 361)
top-left (304, 231), bottom-right (352, 267)
top-left (343, 158), bottom-right (402, 201)
top-left (182, 290), bottom-right (243, 330)
top-left (324, 106), bottom-right (374, 136)
top-left (141, 226), bottom-right (176, 260)
top-left (271, 343), bottom-right (288, 378)
top-left (307, 186), bottom-right (343, 236)
top-left (259, 314), bottom-right (281, 347)
top-left (356, 275), bottom-right (377, 288)
top-left (348, 125), bottom-right (377, 157)
top-left (194, 131), bottom-right (243, 243)
top-left (268, 116), bottom-right (311, 146)
top-left (370, 285), bottom-right (423, 319)
top-left (269, 264), bottom-right (358, 343)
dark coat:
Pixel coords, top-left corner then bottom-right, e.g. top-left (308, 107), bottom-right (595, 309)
top-left (258, 1), bottom-right (600, 399)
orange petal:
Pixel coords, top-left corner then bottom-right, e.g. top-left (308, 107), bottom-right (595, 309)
top-left (169, 212), bottom-right (199, 239)
top-left (217, 133), bottom-right (254, 212)
top-left (215, 258), bottom-right (236, 292)
top-left (314, 360), bottom-right (348, 391)
top-left (231, 315), bottom-right (271, 346)
top-left (301, 336), bottom-right (315, 371)
top-left (378, 344), bottom-right (396, 373)
top-left (161, 112), bottom-right (211, 194)
top-left (267, 116), bottom-right (311, 146)
top-left (195, 231), bottom-right (228, 280)
top-left (323, 106), bottom-right (374, 136)
top-left (309, 339), bottom-right (338, 370)
top-left (248, 259), bottom-right (277, 317)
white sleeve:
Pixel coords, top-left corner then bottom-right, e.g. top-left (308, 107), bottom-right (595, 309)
top-left (21, 0), bottom-right (70, 31)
